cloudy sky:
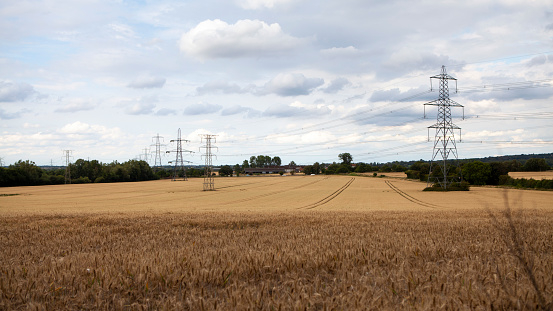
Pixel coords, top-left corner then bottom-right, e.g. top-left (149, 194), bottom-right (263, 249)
top-left (1, 0), bottom-right (552, 167)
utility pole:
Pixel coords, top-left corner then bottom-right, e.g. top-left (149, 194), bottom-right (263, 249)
top-left (424, 65), bottom-right (464, 190)
top-left (166, 128), bottom-right (193, 181)
top-left (151, 134), bottom-right (165, 168)
top-left (200, 134), bottom-right (217, 191)
top-left (63, 150), bottom-right (73, 184)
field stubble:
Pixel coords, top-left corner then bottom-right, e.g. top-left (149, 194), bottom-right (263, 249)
top-left (1, 176), bottom-right (552, 309)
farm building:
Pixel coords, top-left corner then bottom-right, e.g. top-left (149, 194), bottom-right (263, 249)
top-left (244, 165), bottom-right (302, 174)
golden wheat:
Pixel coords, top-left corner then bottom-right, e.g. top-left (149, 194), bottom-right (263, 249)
top-left (1, 176), bottom-right (552, 309)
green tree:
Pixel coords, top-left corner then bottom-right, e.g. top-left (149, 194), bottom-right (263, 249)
top-left (272, 156), bottom-right (282, 166)
top-left (289, 161), bottom-right (296, 166)
top-left (303, 165), bottom-right (313, 175)
top-left (249, 156), bottom-right (257, 168)
top-left (233, 164), bottom-right (241, 176)
top-left (219, 165), bottom-right (233, 177)
top-left (338, 153), bottom-right (353, 165)
top-left (312, 162), bottom-right (321, 174)
top-left (462, 161), bottom-right (492, 185)
top-left (242, 160), bottom-right (249, 169)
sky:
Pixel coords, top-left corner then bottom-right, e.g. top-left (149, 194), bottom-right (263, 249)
top-left (1, 0), bottom-right (552, 167)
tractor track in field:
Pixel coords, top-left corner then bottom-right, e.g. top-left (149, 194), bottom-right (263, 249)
top-left (385, 180), bottom-right (442, 209)
top-left (299, 177), bottom-right (355, 210)
top-left (222, 177), bottom-right (329, 205)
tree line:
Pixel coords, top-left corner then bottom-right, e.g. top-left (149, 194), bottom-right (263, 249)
top-left (0, 159), bottom-right (157, 187)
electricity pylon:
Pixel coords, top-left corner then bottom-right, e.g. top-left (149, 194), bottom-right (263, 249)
top-left (166, 128), bottom-right (193, 181)
top-left (424, 65), bottom-right (464, 190)
top-left (151, 134), bottom-right (165, 168)
top-left (63, 150), bottom-right (73, 184)
top-left (200, 134), bottom-right (217, 191)
top-left (141, 147), bottom-right (150, 163)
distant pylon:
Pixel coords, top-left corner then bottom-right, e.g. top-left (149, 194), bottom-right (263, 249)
top-left (63, 150), bottom-right (73, 184)
top-left (166, 129), bottom-right (193, 181)
top-left (424, 65), bottom-right (464, 190)
top-left (151, 133), bottom-right (165, 168)
top-left (141, 147), bottom-right (150, 163)
top-left (200, 134), bottom-right (217, 191)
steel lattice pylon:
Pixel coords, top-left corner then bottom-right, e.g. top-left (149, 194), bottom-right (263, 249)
top-left (424, 66), bottom-right (464, 190)
top-left (200, 134), bottom-right (217, 191)
top-left (166, 128), bottom-right (193, 181)
top-left (151, 133), bottom-right (165, 168)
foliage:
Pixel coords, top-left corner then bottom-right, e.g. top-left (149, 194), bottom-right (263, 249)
top-left (423, 181), bottom-right (470, 191)
top-left (0, 159), bottom-right (157, 187)
top-left (522, 158), bottom-right (550, 172)
top-left (338, 153), bottom-right (352, 165)
top-left (462, 161), bottom-right (492, 185)
top-left (219, 165), bottom-right (233, 177)
top-left (246, 155), bottom-right (283, 168)
top-left (499, 176), bottom-right (553, 190)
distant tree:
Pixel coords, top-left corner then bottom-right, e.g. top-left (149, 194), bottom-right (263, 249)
top-left (219, 165), bottom-right (233, 177)
top-left (336, 164), bottom-right (351, 174)
top-left (504, 159), bottom-right (522, 172)
top-left (249, 156), bottom-right (256, 168)
top-left (233, 164), bottom-right (241, 176)
top-left (312, 162), bottom-right (321, 174)
top-left (289, 161), bottom-right (296, 166)
top-left (379, 164), bottom-right (392, 173)
top-left (338, 153), bottom-right (353, 166)
top-left (324, 163), bottom-right (339, 175)
top-left (272, 156), bottom-right (282, 166)
top-left (523, 158), bottom-right (549, 172)
top-left (462, 161), bottom-right (492, 185)
top-left (303, 165), bottom-right (313, 175)
top-left (242, 160), bottom-right (249, 169)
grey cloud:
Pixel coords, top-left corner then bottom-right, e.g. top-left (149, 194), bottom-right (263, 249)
top-left (464, 86), bottom-right (553, 102)
top-left (378, 53), bottom-right (464, 80)
top-left (526, 55), bottom-right (548, 67)
top-left (259, 73), bottom-right (324, 96)
top-left (322, 77), bottom-right (351, 94)
top-left (0, 108), bottom-right (24, 119)
top-left (183, 102), bottom-right (222, 115)
top-left (127, 76), bottom-right (166, 89)
top-left (0, 82), bottom-right (35, 102)
top-left (370, 86), bottom-right (433, 102)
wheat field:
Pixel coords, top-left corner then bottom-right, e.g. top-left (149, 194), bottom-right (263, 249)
top-left (1, 175), bottom-right (552, 309)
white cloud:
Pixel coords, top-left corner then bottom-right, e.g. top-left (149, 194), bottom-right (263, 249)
top-left (179, 19), bottom-right (305, 59)
top-left (259, 73), bottom-right (324, 96)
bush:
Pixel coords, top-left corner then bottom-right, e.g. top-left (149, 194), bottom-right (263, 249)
top-left (405, 170), bottom-right (420, 180)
